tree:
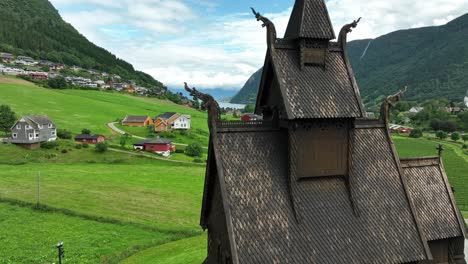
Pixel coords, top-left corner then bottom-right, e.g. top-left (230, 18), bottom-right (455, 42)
top-left (185, 143), bottom-right (203, 157)
top-left (243, 105), bottom-right (255, 113)
top-left (120, 133), bottom-right (130, 148)
top-left (436, 130), bottom-right (448, 140)
top-left (95, 142), bottom-right (108, 153)
top-left (81, 128), bottom-right (91, 135)
top-left (409, 129), bottom-right (423, 138)
top-left (462, 134), bottom-right (468, 143)
top-left (48, 76), bottom-right (67, 89)
top-left (57, 129), bottom-right (72, 139)
top-left (0, 105), bottom-right (16, 135)
top-left (41, 65), bottom-right (50, 72)
top-left (451, 132), bottom-right (460, 142)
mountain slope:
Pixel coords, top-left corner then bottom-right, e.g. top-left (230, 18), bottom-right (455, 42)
top-left (0, 0), bottom-right (162, 88)
top-left (232, 14), bottom-right (468, 106)
top-left (230, 68), bottom-right (263, 104)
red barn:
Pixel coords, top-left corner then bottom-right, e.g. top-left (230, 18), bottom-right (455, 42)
top-left (241, 113), bottom-right (262, 121)
top-left (75, 134), bottom-right (105, 144)
top-left (133, 138), bottom-right (175, 155)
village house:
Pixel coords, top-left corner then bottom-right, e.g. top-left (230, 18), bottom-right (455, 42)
top-left (154, 112), bottom-right (191, 132)
top-left (70, 65), bottom-right (82, 72)
top-left (74, 134), bottom-right (105, 144)
top-left (122, 115), bottom-right (153, 127)
top-left (172, 114), bottom-right (191, 130)
top-left (51, 63), bottom-right (65, 71)
top-left (15, 56), bottom-right (36, 66)
top-left (29, 73), bottom-right (48, 80)
top-left (409, 106), bottom-right (424, 114)
top-left (133, 137), bottom-right (175, 156)
top-left (0, 53), bottom-right (13, 63)
top-left (124, 87), bottom-right (136, 93)
top-left (197, 1), bottom-right (466, 263)
top-left (10, 115), bottom-right (57, 149)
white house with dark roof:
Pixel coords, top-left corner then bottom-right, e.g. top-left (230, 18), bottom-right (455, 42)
top-left (10, 115), bottom-right (57, 149)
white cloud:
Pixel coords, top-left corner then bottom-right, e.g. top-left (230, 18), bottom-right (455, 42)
top-left (52, 0), bottom-right (468, 90)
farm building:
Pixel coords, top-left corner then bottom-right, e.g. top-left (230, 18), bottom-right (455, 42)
top-left (122, 115), bottom-right (153, 127)
top-left (240, 113), bottom-right (262, 121)
top-left (195, 1), bottom-right (466, 263)
top-left (74, 134), bottom-right (105, 144)
top-left (154, 112), bottom-right (190, 132)
top-left (29, 73), bottom-right (48, 80)
top-left (0, 53), bottom-right (13, 63)
top-left (133, 137), bottom-right (175, 156)
top-left (10, 115), bottom-right (57, 149)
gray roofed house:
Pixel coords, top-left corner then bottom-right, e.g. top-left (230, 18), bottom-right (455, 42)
top-left (155, 112), bottom-right (177, 121)
top-left (10, 115), bottom-right (57, 149)
top-left (195, 1), bottom-right (467, 263)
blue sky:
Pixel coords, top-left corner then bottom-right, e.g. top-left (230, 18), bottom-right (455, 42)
top-left (49, 0), bottom-right (468, 90)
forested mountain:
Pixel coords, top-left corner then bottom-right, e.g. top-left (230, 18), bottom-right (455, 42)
top-left (0, 0), bottom-right (163, 89)
top-left (231, 14), bottom-right (468, 106)
top-left (230, 68), bottom-right (262, 104)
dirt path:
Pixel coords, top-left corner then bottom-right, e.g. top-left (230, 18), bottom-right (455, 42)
top-left (108, 148), bottom-right (204, 166)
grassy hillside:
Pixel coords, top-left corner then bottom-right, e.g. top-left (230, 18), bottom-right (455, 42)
top-left (0, 0), bottom-right (161, 88)
top-left (0, 78), bottom-right (209, 145)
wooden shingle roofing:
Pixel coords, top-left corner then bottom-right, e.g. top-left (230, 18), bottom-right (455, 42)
top-left (402, 157), bottom-right (466, 241)
top-left (202, 124), bottom-right (437, 263)
top-left (270, 48), bottom-right (364, 119)
top-left (284, 0), bottom-right (335, 40)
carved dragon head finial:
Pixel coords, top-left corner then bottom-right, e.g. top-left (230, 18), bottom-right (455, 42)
top-left (184, 82), bottom-right (220, 132)
top-left (251, 7), bottom-right (277, 48)
top-left (338, 17), bottom-right (362, 49)
top-left (380, 86), bottom-right (408, 126)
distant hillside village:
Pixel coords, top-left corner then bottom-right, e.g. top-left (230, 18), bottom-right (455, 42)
top-left (0, 52), bottom-right (196, 106)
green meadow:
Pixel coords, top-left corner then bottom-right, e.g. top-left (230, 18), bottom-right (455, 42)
top-left (0, 80), bottom-right (209, 146)
top-left (0, 79), bottom-right (466, 263)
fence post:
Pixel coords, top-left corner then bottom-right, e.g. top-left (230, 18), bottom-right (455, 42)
top-left (37, 171), bottom-right (40, 208)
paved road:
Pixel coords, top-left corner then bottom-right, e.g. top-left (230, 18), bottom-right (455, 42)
top-left (107, 122), bottom-right (206, 148)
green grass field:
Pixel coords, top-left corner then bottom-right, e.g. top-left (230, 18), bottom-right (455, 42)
top-left (0, 80), bottom-right (209, 146)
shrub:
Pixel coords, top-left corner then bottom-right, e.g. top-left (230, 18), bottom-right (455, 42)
top-left (451, 132), bottom-right (461, 142)
top-left (185, 143), bottom-right (203, 157)
top-left (41, 141), bottom-right (60, 149)
top-left (409, 129), bottom-right (423, 138)
top-left (463, 134), bottom-right (468, 143)
top-left (463, 144), bottom-right (468, 149)
top-left (75, 144), bottom-right (82, 149)
top-left (436, 130), bottom-right (448, 140)
top-left (61, 149), bottom-right (68, 154)
top-left (57, 129), bottom-right (72, 139)
top-left (175, 149), bottom-right (185, 154)
top-left (82, 142), bottom-right (89, 148)
top-left (95, 142), bottom-right (108, 153)
top-left (193, 158), bottom-right (204, 163)
top-left (81, 128), bottom-right (91, 135)
top-left (159, 131), bottom-right (175, 138)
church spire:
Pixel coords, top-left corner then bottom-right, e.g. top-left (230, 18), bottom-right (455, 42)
top-left (284, 0), bottom-right (336, 40)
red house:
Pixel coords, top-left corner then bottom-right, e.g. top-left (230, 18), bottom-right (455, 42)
top-left (30, 73), bottom-right (48, 80)
top-left (133, 138), bottom-right (175, 155)
top-left (241, 113), bottom-right (262, 121)
top-left (75, 134), bottom-right (105, 144)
